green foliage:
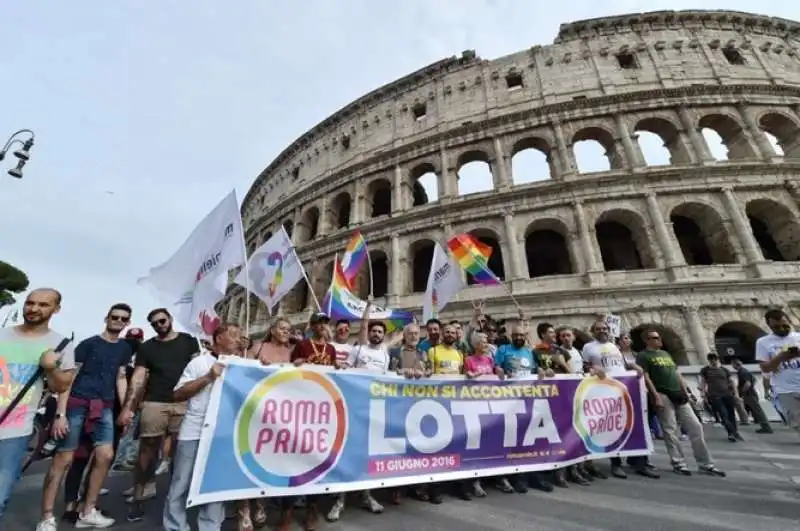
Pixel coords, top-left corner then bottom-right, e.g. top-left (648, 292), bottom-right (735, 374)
top-left (0, 260), bottom-right (29, 308)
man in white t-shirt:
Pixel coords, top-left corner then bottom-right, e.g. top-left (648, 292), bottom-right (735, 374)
top-left (162, 323), bottom-right (240, 531)
top-left (330, 319), bottom-right (354, 366)
top-left (756, 309), bottom-right (800, 436)
top-left (328, 301), bottom-right (402, 523)
top-left (582, 320), bottom-right (654, 480)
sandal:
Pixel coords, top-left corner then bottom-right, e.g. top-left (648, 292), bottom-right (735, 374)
top-left (238, 511), bottom-right (254, 531)
top-left (253, 501), bottom-right (267, 527)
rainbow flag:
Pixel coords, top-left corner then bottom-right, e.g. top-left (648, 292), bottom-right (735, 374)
top-left (446, 233), bottom-right (501, 285)
top-left (322, 257), bottom-right (413, 333)
top-left (340, 231), bottom-right (368, 290)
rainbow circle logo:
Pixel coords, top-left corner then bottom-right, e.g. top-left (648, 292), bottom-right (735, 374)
top-left (234, 369), bottom-right (348, 487)
top-left (572, 377), bottom-right (634, 454)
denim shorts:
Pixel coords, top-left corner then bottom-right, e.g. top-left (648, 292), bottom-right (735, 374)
top-left (0, 435), bottom-right (30, 520)
top-left (58, 405), bottom-right (115, 452)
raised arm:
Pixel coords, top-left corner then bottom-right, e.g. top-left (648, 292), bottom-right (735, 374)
top-left (174, 361), bottom-right (224, 402)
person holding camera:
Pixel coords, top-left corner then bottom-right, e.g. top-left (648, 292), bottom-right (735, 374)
top-left (756, 309), bottom-right (800, 437)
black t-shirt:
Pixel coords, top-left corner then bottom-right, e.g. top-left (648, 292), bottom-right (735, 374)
top-left (135, 332), bottom-right (198, 403)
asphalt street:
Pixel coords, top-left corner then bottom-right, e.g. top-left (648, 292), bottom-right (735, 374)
top-left (4, 423), bottom-right (799, 531)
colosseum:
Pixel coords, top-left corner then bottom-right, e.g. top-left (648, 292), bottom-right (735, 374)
top-left (220, 9), bottom-right (800, 369)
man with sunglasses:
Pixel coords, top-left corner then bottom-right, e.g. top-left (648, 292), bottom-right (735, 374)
top-left (119, 308), bottom-right (199, 523)
top-left (36, 303), bottom-right (134, 531)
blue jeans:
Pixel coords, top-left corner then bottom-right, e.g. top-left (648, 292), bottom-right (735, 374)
top-left (163, 439), bottom-right (225, 531)
top-left (59, 405), bottom-right (115, 452)
top-left (0, 435), bottom-right (30, 521)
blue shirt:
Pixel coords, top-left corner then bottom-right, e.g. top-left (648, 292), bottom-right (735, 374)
top-left (494, 344), bottom-right (538, 378)
top-left (71, 335), bottom-right (133, 401)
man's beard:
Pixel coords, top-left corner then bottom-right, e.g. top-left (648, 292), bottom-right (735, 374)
top-left (370, 337), bottom-right (382, 346)
top-left (512, 340), bottom-right (525, 348)
top-left (774, 328), bottom-right (790, 337)
top-left (442, 338), bottom-right (455, 346)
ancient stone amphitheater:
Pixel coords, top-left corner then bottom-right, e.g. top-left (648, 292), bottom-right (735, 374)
top-left (220, 10), bottom-right (800, 367)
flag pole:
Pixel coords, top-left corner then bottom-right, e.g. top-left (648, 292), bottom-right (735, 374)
top-left (237, 204), bottom-right (251, 337)
top-left (292, 241), bottom-right (321, 312)
top-left (366, 241), bottom-right (374, 299)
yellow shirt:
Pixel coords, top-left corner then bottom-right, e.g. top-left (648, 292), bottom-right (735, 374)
top-left (428, 345), bottom-right (463, 375)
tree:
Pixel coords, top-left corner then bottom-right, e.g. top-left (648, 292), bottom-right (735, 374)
top-left (0, 260), bottom-right (29, 308)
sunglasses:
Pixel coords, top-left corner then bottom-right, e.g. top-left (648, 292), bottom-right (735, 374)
top-left (109, 315), bottom-right (130, 323)
top-left (150, 318), bottom-right (169, 327)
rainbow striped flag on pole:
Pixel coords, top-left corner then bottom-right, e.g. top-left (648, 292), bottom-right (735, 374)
top-left (446, 233), bottom-right (501, 286)
top-left (340, 231), bottom-right (369, 290)
top-left (322, 257), bottom-right (413, 333)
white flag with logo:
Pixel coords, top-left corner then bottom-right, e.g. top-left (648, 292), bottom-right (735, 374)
top-left (423, 243), bottom-right (465, 322)
top-left (138, 190), bottom-right (246, 334)
top-left (234, 226), bottom-right (305, 314)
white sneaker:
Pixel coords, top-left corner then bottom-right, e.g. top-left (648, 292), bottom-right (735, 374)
top-left (76, 508), bottom-right (115, 528)
top-left (99, 488), bottom-right (109, 496)
top-left (35, 517), bottom-right (58, 531)
top-left (326, 497), bottom-right (345, 522)
top-left (361, 493), bottom-right (384, 513)
top-left (155, 459), bottom-right (170, 476)
top-left (472, 480), bottom-right (487, 497)
top-left (125, 482), bottom-right (157, 503)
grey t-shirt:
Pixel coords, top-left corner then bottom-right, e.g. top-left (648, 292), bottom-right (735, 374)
top-left (700, 365), bottom-right (732, 399)
top-left (0, 326), bottom-right (76, 440)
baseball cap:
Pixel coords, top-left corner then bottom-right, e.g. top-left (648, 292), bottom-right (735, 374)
top-left (309, 312), bottom-right (330, 324)
top-left (125, 328), bottom-right (144, 340)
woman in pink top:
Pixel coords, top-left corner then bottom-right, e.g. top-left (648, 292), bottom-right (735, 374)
top-left (465, 333), bottom-right (500, 379)
top-left (238, 318), bottom-right (292, 529)
top-left (248, 319), bottom-right (293, 365)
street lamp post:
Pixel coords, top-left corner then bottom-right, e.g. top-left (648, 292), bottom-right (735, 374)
top-left (0, 129), bottom-right (35, 179)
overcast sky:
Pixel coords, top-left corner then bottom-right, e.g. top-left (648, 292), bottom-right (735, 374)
top-left (1, 0), bottom-right (797, 339)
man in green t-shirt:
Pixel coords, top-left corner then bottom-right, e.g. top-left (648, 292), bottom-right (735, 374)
top-left (636, 328), bottom-right (725, 477)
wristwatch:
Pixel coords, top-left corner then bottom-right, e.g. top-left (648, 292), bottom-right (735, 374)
top-left (54, 413), bottom-right (64, 420)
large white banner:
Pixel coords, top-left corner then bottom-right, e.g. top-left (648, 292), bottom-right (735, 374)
top-left (423, 243), bottom-right (465, 322)
top-left (234, 226), bottom-right (305, 314)
top-left (138, 190), bottom-right (246, 334)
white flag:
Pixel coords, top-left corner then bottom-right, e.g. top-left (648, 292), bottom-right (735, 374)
top-left (423, 243), bottom-right (465, 322)
top-left (234, 226), bottom-right (305, 314)
top-left (138, 190), bottom-right (246, 334)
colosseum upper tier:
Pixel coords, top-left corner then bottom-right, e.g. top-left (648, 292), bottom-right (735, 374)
top-left (220, 9), bottom-right (800, 365)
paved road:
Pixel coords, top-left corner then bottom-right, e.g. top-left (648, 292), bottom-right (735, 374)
top-left (4, 423), bottom-right (799, 531)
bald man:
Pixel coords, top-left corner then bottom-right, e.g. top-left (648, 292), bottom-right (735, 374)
top-left (0, 288), bottom-right (77, 523)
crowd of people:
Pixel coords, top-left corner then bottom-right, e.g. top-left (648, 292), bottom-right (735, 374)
top-left (1, 288), bottom-right (798, 531)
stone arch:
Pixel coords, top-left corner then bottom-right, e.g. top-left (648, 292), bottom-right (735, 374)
top-left (456, 150), bottom-right (494, 196)
top-left (572, 126), bottom-right (623, 172)
top-left (634, 117), bottom-right (691, 165)
top-left (296, 206), bottom-right (320, 243)
top-left (714, 321), bottom-right (766, 364)
top-left (409, 239), bottom-right (436, 293)
top-left (366, 178), bottom-right (392, 218)
top-left (510, 137), bottom-right (554, 184)
top-left (356, 249), bottom-right (389, 299)
top-left (594, 209), bottom-right (655, 271)
top-left (669, 202), bottom-right (736, 265)
top-left (329, 192), bottom-right (351, 230)
top-left (467, 228), bottom-right (505, 284)
top-left (630, 323), bottom-right (689, 365)
top-left (314, 260), bottom-right (335, 301)
top-left (410, 162), bottom-right (439, 205)
top-left (282, 282), bottom-right (309, 314)
top-left (758, 111), bottom-right (800, 159)
top-left (282, 219), bottom-right (294, 239)
top-left (524, 218), bottom-right (574, 277)
top-left (262, 231), bottom-right (273, 245)
top-left (745, 198), bottom-right (800, 261)
top-left (698, 113), bottom-right (756, 161)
